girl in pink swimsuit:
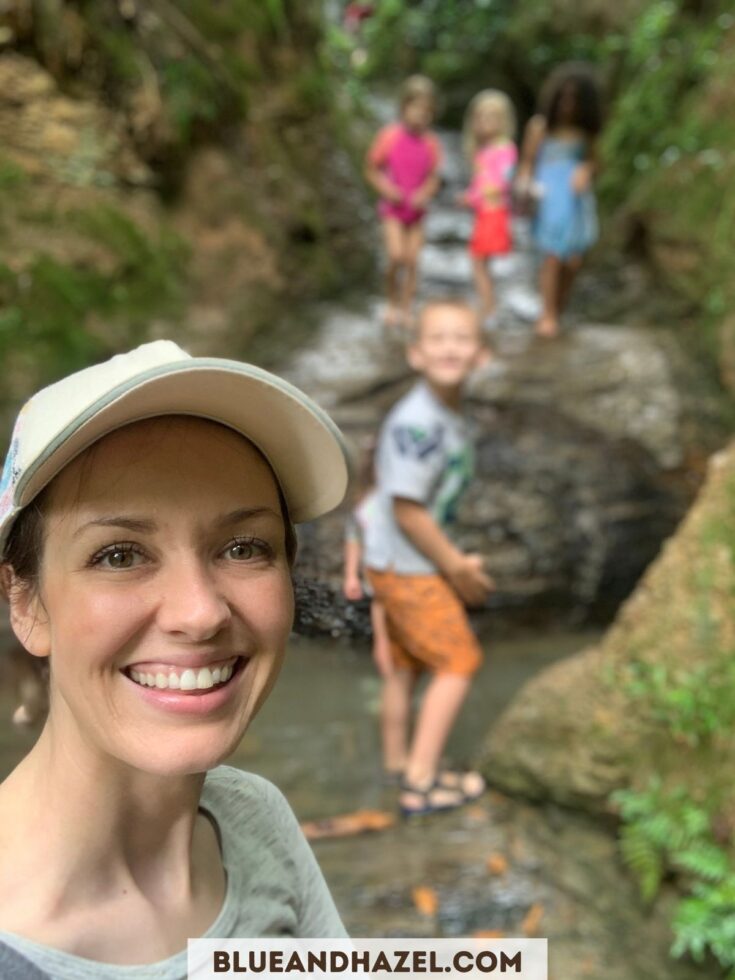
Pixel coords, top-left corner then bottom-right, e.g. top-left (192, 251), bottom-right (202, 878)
top-left (460, 90), bottom-right (517, 323)
top-left (365, 76), bottom-right (443, 328)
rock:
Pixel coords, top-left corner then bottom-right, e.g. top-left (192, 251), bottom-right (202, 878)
top-left (287, 304), bottom-right (725, 632)
top-left (0, 52), bottom-right (153, 186)
top-left (479, 440), bottom-right (735, 809)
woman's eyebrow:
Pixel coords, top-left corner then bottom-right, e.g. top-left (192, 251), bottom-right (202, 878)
top-left (73, 516), bottom-right (157, 537)
top-left (73, 507), bottom-right (280, 538)
top-left (216, 507), bottom-right (281, 527)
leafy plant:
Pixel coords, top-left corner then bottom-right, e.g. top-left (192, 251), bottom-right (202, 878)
top-left (614, 779), bottom-right (735, 973)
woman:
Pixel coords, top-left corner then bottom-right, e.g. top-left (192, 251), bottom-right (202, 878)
top-left (0, 340), bottom-right (350, 978)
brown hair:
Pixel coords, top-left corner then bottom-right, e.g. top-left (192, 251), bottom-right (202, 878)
top-left (539, 62), bottom-right (603, 136)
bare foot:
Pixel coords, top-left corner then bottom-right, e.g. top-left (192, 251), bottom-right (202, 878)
top-left (535, 315), bottom-right (559, 339)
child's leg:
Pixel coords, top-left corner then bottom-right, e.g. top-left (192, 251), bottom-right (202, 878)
top-left (370, 600), bottom-right (393, 678)
top-left (399, 221), bottom-right (424, 323)
top-left (471, 256), bottom-right (495, 320)
top-left (382, 218), bottom-right (406, 325)
top-left (558, 254), bottom-right (583, 313)
top-left (381, 667), bottom-right (414, 774)
top-left (536, 253), bottom-right (563, 337)
top-left (403, 672), bottom-right (471, 787)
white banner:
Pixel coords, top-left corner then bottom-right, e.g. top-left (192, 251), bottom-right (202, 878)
top-left (188, 938), bottom-right (547, 980)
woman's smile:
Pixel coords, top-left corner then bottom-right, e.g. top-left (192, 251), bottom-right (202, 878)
top-left (125, 655), bottom-right (241, 692)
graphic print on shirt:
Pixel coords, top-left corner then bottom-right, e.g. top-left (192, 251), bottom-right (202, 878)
top-left (393, 423), bottom-right (444, 461)
top-left (433, 446), bottom-right (474, 525)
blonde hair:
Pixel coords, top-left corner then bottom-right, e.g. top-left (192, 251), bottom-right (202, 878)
top-left (462, 89), bottom-right (516, 159)
top-left (409, 296), bottom-right (482, 344)
top-left (399, 74), bottom-right (437, 111)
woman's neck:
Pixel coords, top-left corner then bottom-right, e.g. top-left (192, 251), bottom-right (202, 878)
top-left (0, 719), bottom-right (211, 925)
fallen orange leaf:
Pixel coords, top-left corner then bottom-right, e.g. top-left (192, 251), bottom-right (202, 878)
top-left (521, 903), bottom-right (544, 936)
top-left (472, 930), bottom-right (504, 939)
top-left (485, 853), bottom-right (509, 876)
top-left (301, 809), bottom-right (395, 841)
top-left (412, 885), bottom-right (439, 917)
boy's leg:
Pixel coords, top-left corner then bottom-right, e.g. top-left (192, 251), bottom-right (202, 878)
top-left (403, 672), bottom-right (471, 787)
top-left (536, 253), bottom-right (562, 337)
top-left (399, 222), bottom-right (424, 323)
top-left (370, 600), bottom-right (393, 678)
top-left (471, 256), bottom-right (495, 321)
top-left (381, 667), bottom-right (414, 775)
top-left (382, 218), bottom-right (405, 325)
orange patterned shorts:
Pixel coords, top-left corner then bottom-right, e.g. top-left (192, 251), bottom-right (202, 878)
top-left (366, 569), bottom-right (483, 676)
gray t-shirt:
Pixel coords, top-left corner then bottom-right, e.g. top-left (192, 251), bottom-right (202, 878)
top-left (0, 767), bottom-right (346, 980)
top-left (364, 381), bottom-right (474, 575)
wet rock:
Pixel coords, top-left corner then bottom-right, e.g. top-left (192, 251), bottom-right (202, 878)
top-left (480, 441), bottom-right (735, 809)
top-left (317, 793), bottom-right (704, 979)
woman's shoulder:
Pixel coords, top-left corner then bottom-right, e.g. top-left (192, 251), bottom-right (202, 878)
top-left (203, 766), bottom-right (291, 819)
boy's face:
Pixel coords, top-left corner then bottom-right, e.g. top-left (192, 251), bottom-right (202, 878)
top-left (408, 305), bottom-right (487, 390)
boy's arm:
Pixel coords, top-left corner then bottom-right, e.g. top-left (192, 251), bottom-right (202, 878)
top-left (343, 536), bottom-right (364, 600)
top-left (393, 497), bottom-right (493, 606)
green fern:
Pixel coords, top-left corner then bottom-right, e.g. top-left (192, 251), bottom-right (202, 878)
top-left (619, 823), bottom-right (665, 903)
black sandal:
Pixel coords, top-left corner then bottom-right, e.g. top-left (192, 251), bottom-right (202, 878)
top-left (399, 778), bottom-right (468, 817)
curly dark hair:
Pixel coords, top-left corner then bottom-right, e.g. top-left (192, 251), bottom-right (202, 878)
top-left (538, 62), bottom-right (603, 136)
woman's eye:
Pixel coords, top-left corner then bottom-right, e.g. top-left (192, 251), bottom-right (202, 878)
top-left (91, 545), bottom-right (144, 569)
top-left (223, 538), bottom-right (270, 562)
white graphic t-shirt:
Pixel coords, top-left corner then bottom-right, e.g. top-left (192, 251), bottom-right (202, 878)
top-left (364, 381), bottom-right (474, 575)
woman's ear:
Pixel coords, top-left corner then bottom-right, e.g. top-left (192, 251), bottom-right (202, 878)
top-left (1, 567), bottom-right (51, 659)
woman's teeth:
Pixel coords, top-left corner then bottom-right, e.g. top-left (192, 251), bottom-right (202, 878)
top-left (129, 661), bottom-right (237, 691)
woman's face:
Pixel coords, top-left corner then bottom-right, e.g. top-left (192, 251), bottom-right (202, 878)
top-left (15, 417), bottom-right (294, 776)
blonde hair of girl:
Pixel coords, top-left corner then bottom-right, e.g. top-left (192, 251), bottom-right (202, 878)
top-left (462, 89), bottom-right (516, 161)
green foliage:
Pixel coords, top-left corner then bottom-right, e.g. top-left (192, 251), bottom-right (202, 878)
top-left (0, 208), bottom-right (187, 386)
top-left (624, 658), bottom-right (735, 747)
top-left (614, 779), bottom-right (735, 973)
top-left (161, 56), bottom-right (222, 142)
top-left (0, 156), bottom-right (30, 192)
top-left (598, 2), bottom-right (730, 192)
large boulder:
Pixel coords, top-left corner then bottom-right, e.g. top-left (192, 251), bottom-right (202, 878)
top-left (479, 440), bottom-right (735, 810)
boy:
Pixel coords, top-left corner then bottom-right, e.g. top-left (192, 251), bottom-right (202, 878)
top-left (365, 298), bottom-right (493, 815)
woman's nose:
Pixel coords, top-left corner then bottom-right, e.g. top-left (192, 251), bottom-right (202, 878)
top-left (156, 560), bottom-right (231, 641)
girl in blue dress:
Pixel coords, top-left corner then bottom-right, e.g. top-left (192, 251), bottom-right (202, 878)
top-left (517, 63), bottom-right (604, 338)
